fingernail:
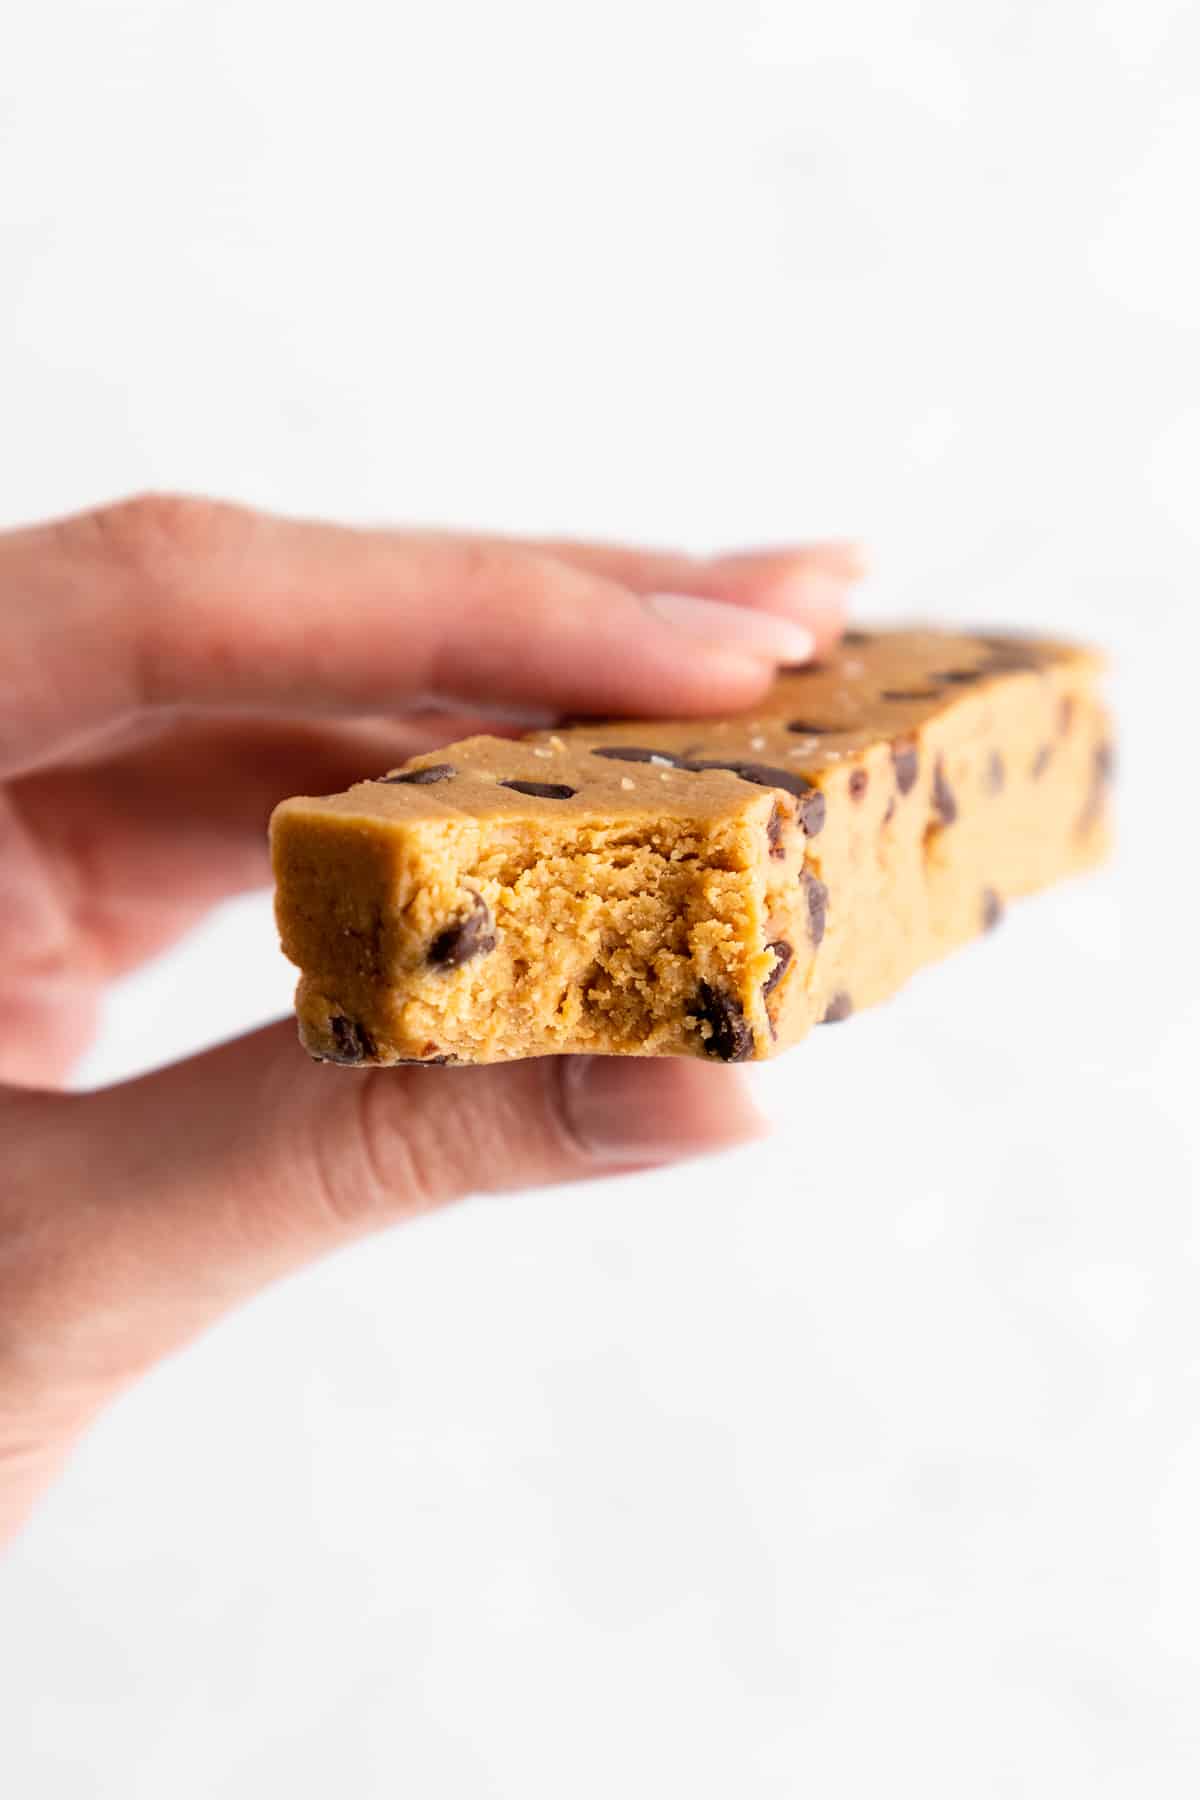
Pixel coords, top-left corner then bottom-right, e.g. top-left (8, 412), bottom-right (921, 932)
top-left (712, 542), bottom-right (869, 580)
top-left (644, 592), bottom-right (816, 665)
top-left (561, 1056), bottom-right (769, 1166)
top-left (765, 568), bottom-right (853, 621)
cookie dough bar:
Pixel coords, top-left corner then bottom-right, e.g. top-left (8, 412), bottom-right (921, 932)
top-left (270, 628), bottom-right (1112, 1065)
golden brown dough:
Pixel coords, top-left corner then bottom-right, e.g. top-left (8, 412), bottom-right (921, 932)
top-left (270, 627), bottom-right (1113, 1065)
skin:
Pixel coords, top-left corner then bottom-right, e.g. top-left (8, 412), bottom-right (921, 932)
top-left (0, 493), bottom-right (859, 1544)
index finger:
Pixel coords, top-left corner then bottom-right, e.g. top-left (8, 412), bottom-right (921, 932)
top-left (0, 494), bottom-right (858, 778)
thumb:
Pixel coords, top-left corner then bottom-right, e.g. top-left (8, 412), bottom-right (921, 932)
top-left (2, 1025), bottom-right (764, 1430)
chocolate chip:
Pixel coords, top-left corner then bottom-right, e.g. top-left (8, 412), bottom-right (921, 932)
top-left (328, 1016), bottom-right (375, 1063)
top-left (800, 869), bottom-right (828, 946)
top-left (891, 737), bottom-right (920, 795)
top-left (683, 758), bottom-right (807, 800)
top-left (500, 779), bottom-right (578, 799)
top-left (393, 1054), bottom-right (456, 1066)
top-left (842, 630), bottom-right (872, 646)
top-left (977, 640), bottom-right (1044, 672)
top-left (787, 719), bottom-right (838, 734)
top-left (932, 757), bottom-right (958, 826)
top-left (780, 661), bottom-right (830, 676)
top-left (933, 669), bottom-right (985, 684)
top-left (881, 688), bottom-right (941, 702)
top-left (683, 759), bottom-right (826, 834)
top-left (986, 750), bottom-right (1006, 794)
top-left (977, 634), bottom-right (1043, 659)
top-left (1059, 696), bottom-right (1076, 735)
top-left (591, 746), bottom-right (683, 767)
top-left (763, 940), bottom-right (793, 998)
top-left (820, 991), bottom-right (853, 1024)
top-left (381, 763), bottom-right (456, 785)
top-left (849, 768), bottom-right (869, 801)
top-left (691, 983), bottom-right (754, 1062)
top-left (429, 891), bottom-right (496, 966)
top-left (797, 789), bottom-right (826, 835)
top-left (1078, 741), bottom-right (1116, 834)
top-left (767, 802), bottom-right (786, 858)
top-left (981, 888), bottom-right (1004, 932)
top-left (1031, 745), bottom-right (1053, 780)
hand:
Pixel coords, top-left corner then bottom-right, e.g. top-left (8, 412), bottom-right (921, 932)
top-left (0, 493), bottom-right (860, 1541)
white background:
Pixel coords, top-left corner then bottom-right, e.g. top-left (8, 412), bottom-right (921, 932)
top-left (2, 2), bottom-right (1198, 1794)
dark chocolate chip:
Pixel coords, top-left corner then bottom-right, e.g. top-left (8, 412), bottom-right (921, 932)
top-left (1078, 741), bottom-right (1116, 834)
top-left (842, 630), bottom-right (873, 646)
top-left (933, 668), bottom-right (986, 684)
top-left (981, 888), bottom-right (1004, 932)
top-left (881, 688), bottom-right (941, 702)
top-left (429, 891), bottom-right (496, 967)
top-left (978, 639), bottom-right (1044, 672)
top-left (849, 768), bottom-right (869, 801)
top-left (796, 789), bottom-right (826, 835)
top-left (1059, 696), bottom-right (1076, 735)
top-left (763, 940), bottom-right (793, 999)
top-left (986, 750), bottom-right (1006, 794)
top-left (987, 655), bottom-right (1043, 674)
top-left (767, 803), bottom-right (785, 858)
top-left (500, 779), bottom-right (578, 799)
top-left (891, 737), bottom-right (920, 795)
top-left (393, 1054), bottom-right (456, 1066)
top-left (381, 762), bottom-right (457, 785)
top-left (691, 983), bottom-right (754, 1062)
top-left (932, 757), bottom-right (958, 826)
top-left (780, 661), bottom-right (831, 676)
top-left (820, 991), bottom-right (853, 1024)
top-left (683, 758), bottom-right (808, 800)
top-left (591, 746), bottom-right (684, 767)
top-left (787, 719), bottom-right (838, 735)
top-left (682, 759), bottom-right (826, 834)
top-left (1031, 744), bottom-right (1053, 780)
top-left (800, 868), bottom-right (828, 946)
top-left (977, 634), bottom-right (1043, 659)
top-left (328, 1015), bottom-right (376, 1063)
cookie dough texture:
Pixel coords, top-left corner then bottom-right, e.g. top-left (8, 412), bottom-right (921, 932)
top-left (271, 628), bottom-right (1113, 1066)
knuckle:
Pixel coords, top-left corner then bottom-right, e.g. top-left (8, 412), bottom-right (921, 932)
top-left (68, 493), bottom-right (259, 710)
top-left (310, 1062), bottom-right (579, 1230)
top-left (458, 539), bottom-right (561, 611)
top-left (310, 1071), bottom-right (447, 1231)
top-left (81, 492), bottom-right (250, 592)
top-left (541, 1057), bottom-right (597, 1166)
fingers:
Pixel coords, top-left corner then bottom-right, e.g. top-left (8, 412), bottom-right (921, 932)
top-left (0, 495), bottom-right (862, 778)
top-left (0, 1029), bottom-right (765, 1440)
top-left (523, 534), bottom-right (865, 633)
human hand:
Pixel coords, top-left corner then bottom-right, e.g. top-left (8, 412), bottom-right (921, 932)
top-left (0, 493), bottom-right (861, 1541)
